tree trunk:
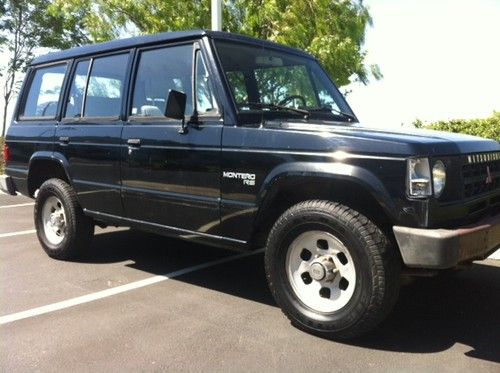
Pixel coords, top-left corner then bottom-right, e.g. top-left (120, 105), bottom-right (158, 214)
top-left (1, 102), bottom-right (7, 138)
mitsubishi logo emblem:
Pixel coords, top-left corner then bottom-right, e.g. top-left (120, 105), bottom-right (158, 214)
top-left (485, 166), bottom-right (493, 185)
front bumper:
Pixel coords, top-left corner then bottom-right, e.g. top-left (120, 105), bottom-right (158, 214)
top-left (393, 213), bottom-right (500, 269)
top-left (0, 175), bottom-right (16, 195)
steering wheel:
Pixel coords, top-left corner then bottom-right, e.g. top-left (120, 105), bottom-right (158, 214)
top-left (278, 95), bottom-right (307, 108)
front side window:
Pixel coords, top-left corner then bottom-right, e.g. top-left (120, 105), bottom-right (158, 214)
top-left (215, 41), bottom-right (354, 122)
top-left (132, 44), bottom-right (193, 117)
top-left (195, 51), bottom-right (218, 115)
top-left (21, 64), bottom-right (67, 118)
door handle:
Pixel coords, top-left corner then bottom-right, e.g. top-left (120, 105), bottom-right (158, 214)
top-left (127, 138), bottom-right (141, 147)
top-left (59, 136), bottom-right (70, 144)
top-left (127, 139), bottom-right (141, 154)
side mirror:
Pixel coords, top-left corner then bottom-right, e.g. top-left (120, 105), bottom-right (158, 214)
top-left (164, 89), bottom-right (186, 119)
top-left (165, 90), bottom-right (188, 134)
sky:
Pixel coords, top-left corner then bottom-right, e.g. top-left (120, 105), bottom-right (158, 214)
top-left (345, 0), bottom-right (500, 127)
top-left (1, 0), bottom-right (500, 130)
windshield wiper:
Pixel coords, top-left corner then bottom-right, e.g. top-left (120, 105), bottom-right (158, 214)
top-left (241, 102), bottom-right (310, 119)
top-left (312, 107), bottom-right (357, 122)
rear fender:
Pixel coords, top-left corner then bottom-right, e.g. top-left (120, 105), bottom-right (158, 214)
top-left (28, 151), bottom-right (73, 195)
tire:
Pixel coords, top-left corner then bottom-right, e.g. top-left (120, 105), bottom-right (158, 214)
top-left (265, 200), bottom-right (400, 339)
top-left (34, 178), bottom-right (94, 260)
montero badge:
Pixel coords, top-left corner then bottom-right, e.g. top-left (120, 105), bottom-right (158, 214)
top-left (223, 171), bottom-right (256, 186)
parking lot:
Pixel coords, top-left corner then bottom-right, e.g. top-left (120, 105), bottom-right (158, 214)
top-left (0, 191), bottom-right (499, 372)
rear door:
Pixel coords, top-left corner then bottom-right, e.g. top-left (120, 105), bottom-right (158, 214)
top-left (121, 42), bottom-right (223, 233)
top-left (55, 52), bottom-right (131, 216)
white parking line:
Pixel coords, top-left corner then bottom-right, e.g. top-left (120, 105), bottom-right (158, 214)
top-left (0, 202), bottom-right (35, 209)
top-left (0, 229), bottom-right (36, 238)
top-left (0, 248), bottom-right (264, 325)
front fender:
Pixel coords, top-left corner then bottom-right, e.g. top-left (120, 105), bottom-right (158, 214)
top-left (256, 161), bottom-right (398, 222)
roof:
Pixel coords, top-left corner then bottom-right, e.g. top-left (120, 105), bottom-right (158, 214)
top-left (31, 30), bottom-right (313, 66)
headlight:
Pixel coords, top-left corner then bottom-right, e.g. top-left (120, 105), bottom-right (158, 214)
top-left (432, 160), bottom-right (446, 197)
top-left (408, 158), bottom-right (431, 197)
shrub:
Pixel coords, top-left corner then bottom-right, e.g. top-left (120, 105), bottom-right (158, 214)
top-left (413, 112), bottom-right (500, 141)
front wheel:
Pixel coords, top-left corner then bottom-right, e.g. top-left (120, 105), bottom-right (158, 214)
top-left (34, 178), bottom-right (94, 260)
top-left (265, 200), bottom-right (400, 339)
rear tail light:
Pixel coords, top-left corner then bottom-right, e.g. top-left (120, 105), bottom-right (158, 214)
top-left (3, 143), bottom-right (9, 163)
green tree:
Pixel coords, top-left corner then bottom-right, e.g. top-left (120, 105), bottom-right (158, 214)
top-left (49, 0), bottom-right (380, 87)
top-left (0, 0), bottom-right (88, 136)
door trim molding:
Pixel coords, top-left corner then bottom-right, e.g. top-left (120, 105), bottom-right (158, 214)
top-left (84, 209), bottom-right (248, 245)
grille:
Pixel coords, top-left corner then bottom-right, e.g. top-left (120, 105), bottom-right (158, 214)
top-left (462, 152), bottom-right (500, 198)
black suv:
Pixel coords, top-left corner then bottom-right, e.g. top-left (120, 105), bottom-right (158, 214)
top-left (1, 31), bottom-right (499, 339)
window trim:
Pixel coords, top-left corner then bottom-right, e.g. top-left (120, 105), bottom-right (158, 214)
top-left (17, 61), bottom-right (69, 122)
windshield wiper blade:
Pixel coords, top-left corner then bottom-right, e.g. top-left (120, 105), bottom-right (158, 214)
top-left (313, 106), bottom-right (357, 122)
top-left (332, 108), bottom-right (357, 122)
top-left (242, 102), bottom-right (310, 118)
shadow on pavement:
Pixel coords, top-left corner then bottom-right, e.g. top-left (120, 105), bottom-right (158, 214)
top-left (351, 262), bottom-right (500, 363)
top-left (81, 229), bottom-right (500, 363)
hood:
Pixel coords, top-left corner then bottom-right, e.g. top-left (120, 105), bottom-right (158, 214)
top-left (264, 120), bottom-right (499, 157)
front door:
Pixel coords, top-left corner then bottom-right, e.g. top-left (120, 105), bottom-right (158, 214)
top-left (121, 42), bottom-right (222, 233)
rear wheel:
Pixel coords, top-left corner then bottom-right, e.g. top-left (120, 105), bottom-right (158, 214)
top-left (34, 178), bottom-right (94, 260)
top-left (265, 200), bottom-right (400, 339)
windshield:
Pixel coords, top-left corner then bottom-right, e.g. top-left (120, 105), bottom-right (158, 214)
top-left (214, 40), bottom-right (356, 123)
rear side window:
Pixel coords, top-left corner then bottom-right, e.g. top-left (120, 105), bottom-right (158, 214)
top-left (65, 60), bottom-right (90, 118)
top-left (85, 55), bottom-right (128, 117)
top-left (131, 44), bottom-right (193, 117)
top-left (20, 64), bottom-right (67, 118)
top-left (65, 54), bottom-right (129, 118)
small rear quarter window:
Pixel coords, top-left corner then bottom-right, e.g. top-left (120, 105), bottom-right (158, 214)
top-left (20, 64), bottom-right (67, 119)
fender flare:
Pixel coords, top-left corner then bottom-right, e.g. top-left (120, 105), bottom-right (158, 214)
top-left (28, 151), bottom-right (73, 190)
top-left (254, 161), bottom-right (398, 225)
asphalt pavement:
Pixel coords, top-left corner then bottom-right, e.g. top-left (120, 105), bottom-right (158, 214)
top-left (1, 192), bottom-right (499, 372)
